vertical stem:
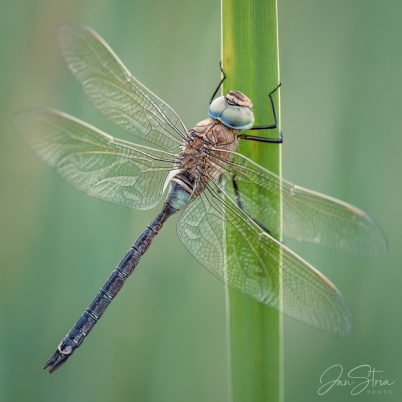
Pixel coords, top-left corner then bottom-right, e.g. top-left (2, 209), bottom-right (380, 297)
top-left (222, 1), bottom-right (283, 401)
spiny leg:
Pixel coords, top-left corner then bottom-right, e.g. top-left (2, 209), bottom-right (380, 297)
top-left (232, 177), bottom-right (275, 237)
top-left (210, 62), bottom-right (284, 143)
top-left (209, 61), bottom-right (227, 104)
top-left (238, 82), bottom-right (284, 143)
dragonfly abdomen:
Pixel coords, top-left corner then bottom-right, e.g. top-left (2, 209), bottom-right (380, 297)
top-left (56, 247), bottom-right (144, 357)
top-left (43, 181), bottom-right (191, 373)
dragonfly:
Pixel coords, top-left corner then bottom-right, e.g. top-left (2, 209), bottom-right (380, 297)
top-left (13, 23), bottom-right (387, 374)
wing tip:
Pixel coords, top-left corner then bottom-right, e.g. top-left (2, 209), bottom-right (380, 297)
top-left (317, 272), bottom-right (337, 292)
top-left (345, 204), bottom-right (365, 218)
top-left (87, 28), bottom-right (101, 42)
top-left (12, 107), bottom-right (62, 122)
top-left (315, 272), bottom-right (353, 336)
top-left (337, 313), bottom-right (354, 336)
top-left (57, 22), bottom-right (98, 47)
top-left (11, 108), bottom-right (43, 134)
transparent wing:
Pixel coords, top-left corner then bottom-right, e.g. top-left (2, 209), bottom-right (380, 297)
top-left (57, 23), bottom-right (187, 151)
top-left (13, 108), bottom-right (176, 210)
top-left (207, 150), bottom-right (388, 256)
top-left (177, 180), bottom-right (353, 335)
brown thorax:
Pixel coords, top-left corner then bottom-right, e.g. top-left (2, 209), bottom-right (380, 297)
top-left (174, 118), bottom-right (239, 191)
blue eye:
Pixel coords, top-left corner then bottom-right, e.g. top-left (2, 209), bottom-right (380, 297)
top-left (208, 96), bottom-right (227, 118)
top-left (221, 105), bottom-right (254, 130)
top-left (209, 95), bottom-right (255, 130)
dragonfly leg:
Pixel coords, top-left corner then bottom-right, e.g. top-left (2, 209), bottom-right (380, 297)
top-left (210, 64), bottom-right (283, 143)
top-left (238, 130), bottom-right (283, 144)
top-left (238, 82), bottom-right (284, 143)
top-left (209, 62), bottom-right (227, 104)
top-left (232, 177), bottom-right (273, 236)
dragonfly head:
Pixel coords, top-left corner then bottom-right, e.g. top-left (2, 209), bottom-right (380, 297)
top-left (208, 90), bottom-right (255, 131)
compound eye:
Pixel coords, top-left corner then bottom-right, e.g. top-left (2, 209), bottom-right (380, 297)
top-left (208, 96), bottom-right (228, 118)
top-left (220, 105), bottom-right (255, 130)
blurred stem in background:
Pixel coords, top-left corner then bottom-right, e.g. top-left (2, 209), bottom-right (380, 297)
top-left (222, 0), bottom-right (283, 401)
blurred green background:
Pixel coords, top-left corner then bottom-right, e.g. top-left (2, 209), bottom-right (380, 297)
top-left (1, 0), bottom-right (401, 401)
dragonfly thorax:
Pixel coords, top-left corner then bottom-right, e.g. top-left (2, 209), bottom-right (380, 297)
top-left (174, 118), bottom-right (238, 191)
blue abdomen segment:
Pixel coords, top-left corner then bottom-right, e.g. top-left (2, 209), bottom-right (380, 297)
top-left (167, 180), bottom-right (191, 210)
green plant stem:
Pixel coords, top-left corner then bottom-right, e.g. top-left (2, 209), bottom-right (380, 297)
top-left (222, 1), bottom-right (283, 401)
